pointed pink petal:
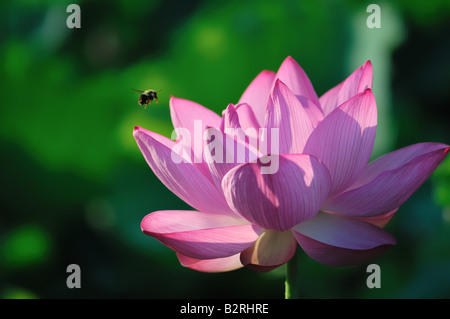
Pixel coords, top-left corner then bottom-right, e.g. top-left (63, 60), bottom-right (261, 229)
top-left (274, 56), bottom-right (321, 110)
top-left (221, 103), bottom-right (260, 144)
top-left (221, 154), bottom-right (332, 231)
top-left (205, 127), bottom-right (259, 191)
top-left (346, 143), bottom-right (450, 189)
top-left (323, 144), bottom-right (450, 217)
top-left (264, 80), bottom-right (320, 154)
top-left (134, 126), bottom-right (233, 215)
top-left (234, 103), bottom-right (261, 132)
top-left (170, 97), bottom-right (222, 165)
top-left (238, 70), bottom-right (276, 128)
top-left (293, 212), bottom-right (396, 266)
top-left (304, 89), bottom-right (377, 195)
top-left (240, 229), bottom-right (297, 272)
top-left (170, 96), bottom-right (222, 131)
top-left (141, 210), bottom-right (262, 259)
top-left (319, 61), bottom-right (373, 116)
top-left (205, 127), bottom-right (238, 190)
top-left (321, 210), bottom-right (398, 228)
top-left (177, 253), bottom-right (243, 272)
top-left (221, 103), bottom-right (241, 131)
top-left (352, 209), bottom-right (397, 228)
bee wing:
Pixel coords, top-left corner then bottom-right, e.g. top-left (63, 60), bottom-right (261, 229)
top-left (132, 89), bottom-right (146, 93)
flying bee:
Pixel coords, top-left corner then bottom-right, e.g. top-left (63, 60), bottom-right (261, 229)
top-left (133, 89), bottom-right (161, 109)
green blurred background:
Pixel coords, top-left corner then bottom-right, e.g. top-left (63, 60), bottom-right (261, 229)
top-left (1, 0), bottom-right (449, 299)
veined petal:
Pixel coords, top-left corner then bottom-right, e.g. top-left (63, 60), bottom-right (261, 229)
top-left (296, 95), bottom-right (324, 127)
top-left (319, 61), bottom-right (373, 116)
top-left (304, 89), bottom-right (377, 196)
top-left (170, 96), bottom-right (222, 132)
top-left (238, 70), bottom-right (276, 128)
top-left (170, 97), bottom-right (222, 165)
top-left (321, 210), bottom-right (398, 228)
top-left (134, 126), bottom-right (233, 215)
top-left (323, 144), bottom-right (450, 217)
top-left (234, 103), bottom-right (261, 133)
top-left (141, 210), bottom-right (262, 259)
top-left (221, 154), bottom-right (332, 231)
top-left (177, 253), bottom-right (243, 272)
top-left (221, 103), bottom-right (241, 131)
top-left (274, 56), bottom-right (321, 110)
top-left (346, 142), bottom-right (450, 189)
top-left (221, 103), bottom-right (260, 145)
top-left (264, 80), bottom-right (320, 154)
top-left (228, 104), bottom-right (262, 148)
top-left (352, 209), bottom-right (397, 228)
top-left (205, 127), bottom-right (259, 191)
top-left (293, 212), bottom-right (396, 266)
top-left (240, 229), bottom-right (297, 272)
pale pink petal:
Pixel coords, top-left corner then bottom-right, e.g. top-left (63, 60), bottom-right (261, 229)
top-left (319, 61), bottom-right (373, 116)
top-left (170, 96), bottom-right (222, 132)
top-left (205, 127), bottom-right (238, 190)
top-left (296, 95), bottom-right (324, 127)
top-left (177, 253), bottom-right (243, 272)
top-left (240, 229), bottom-right (297, 272)
top-left (323, 144), bottom-right (450, 217)
top-left (221, 104), bottom-right (241, 131)
top-left (238, 70), bottom-right (276, 128)
top-left (170, 97), bottom-right (222, 165)
top-left (321, 210), bottom-right (398, 228)
top-left (303, 89), bottom-right (377, 196)
top-left (264, 80), bottom-right (320, 154)
top-left (222, 103), bottom-right (261, 145)
top-left (293, 212), bottom-right (396, 266)
top-left (141, 210), bottom-right (262, 259)
top-left (221, 154), bottom-right (332, 231)
top-left (235, 103), bottom-right (261, 132)
top-left (352, 209), bottom-right (397, 228)
top-left (204, 127), bottom-right (259, 191)
top-left (134, 126), bottom-right (233, 215)
top-left (346, 143), bottom-right (450, 189)
top-left (274, 56), bottom-right (321, 110)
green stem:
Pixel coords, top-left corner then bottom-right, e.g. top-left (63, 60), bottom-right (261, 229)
top-left (285, 249), bottom-right (301, 299)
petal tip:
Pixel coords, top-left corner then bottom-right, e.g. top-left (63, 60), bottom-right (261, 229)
top-left (361, 87), bottom-right (375, 100)
top-left (169, 95), bottom-right (183, 107)
top-left (280, 56), bottom-right (299, 69)
top-left (269, 78), bottom-right (283, 98)
top-left (284, 55), bottom-right (295, 62)
top-left (260, 69), bottom-right (276, 76)
top-left (140, 213), bottom-right (151, 234)
top-left (363, 87), bottom-right (373, 94)
top-left (272, 78), bottom-right (281, 88)
top-left (168, 95), bottom-right (177, 104)
top-left (133, 125), bottom-right (143, 138)
top-left (272, 78), bottom-right (288, 92)
top-left (226, 103), bottom-right (236, 110)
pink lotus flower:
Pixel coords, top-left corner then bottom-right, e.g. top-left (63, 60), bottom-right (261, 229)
top-left (134, 56), bottom-right (449, 272)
